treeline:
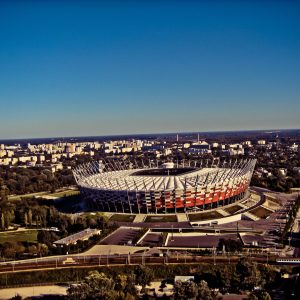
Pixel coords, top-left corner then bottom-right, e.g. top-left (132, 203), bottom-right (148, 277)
top-left (0, 196), bottom-right (113, 259)
top-left (1, 260), bottom-right (279, 298)
top-left (0, 242), bottom-right (49, 260)
top-left (0, 166), bottom-right (75, 196)
top-left (251, 171), bottom-right (300, 193)
top-left (250, 146), bottom-right (300, 192)
top-left (282, 195), bottom-right (300, 241)
top-left (0, 196), bottom-right (100, 232)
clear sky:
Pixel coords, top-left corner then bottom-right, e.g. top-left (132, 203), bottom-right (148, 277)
top-left (0, 0), bottom-right (299, 139)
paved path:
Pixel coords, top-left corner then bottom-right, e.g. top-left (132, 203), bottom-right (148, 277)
top-left (0, 285), bottom-right (67, 300)
top-left (216, 209), bottom-right (229, 217)
top-left (83, 245), bottom-right (149, 255)
top-left (99, 227), bottom-right (141, 245)
top-left (133, 214), bottom-right (146, 223)
top-left (177, 213), bottom-right (189, 222)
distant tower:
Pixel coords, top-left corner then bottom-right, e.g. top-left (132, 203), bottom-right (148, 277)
top-left (176, 134), bottom-right (179, 143)
top-left (276, 133), bottom-right (280, 148)
top-left (197, 133), bottom-right (200, 143)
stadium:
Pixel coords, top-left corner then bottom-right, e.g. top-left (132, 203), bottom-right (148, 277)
top-left (73, 158), bottom-right (256, 214)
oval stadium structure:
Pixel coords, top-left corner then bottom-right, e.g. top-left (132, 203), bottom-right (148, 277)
top-left (73, 159), bottom-right (256, 214)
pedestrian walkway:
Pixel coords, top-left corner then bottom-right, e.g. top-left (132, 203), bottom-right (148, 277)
top-left (177, 213), bottom-right (189, 222)
top-left (261, 205), bottom-right (275, 213)
top-left (216, 209), bottom-right (230, 217)
top-left (133, 214), bottom-right (146, 223)
top-left (243, 211), bottom-right (260, 221)
top-left (238, 203), bottom-right (249, 209)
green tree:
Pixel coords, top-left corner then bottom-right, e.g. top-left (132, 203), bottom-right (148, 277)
top-left (27, 209), bottom-right (32, 227)
top-left (67, 271), bottom-right (130, 300)
top-left (217, 238), bottom-right (242, 253)
top-left (134, 266), bottom-right (154, 292)
top-left (236, 258), bottom-right (262, 291)
top-left (174, 280), bottom-right (198, 300)
top-left (197, 280), bottom-right (217, 300)
top-left (248, 290), bottom-right (271, 300)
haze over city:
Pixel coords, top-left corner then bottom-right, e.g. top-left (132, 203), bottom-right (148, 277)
top-left (0, 0), bottom-right (299, 139)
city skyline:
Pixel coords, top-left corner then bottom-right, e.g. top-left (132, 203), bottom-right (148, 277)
top-left (0, 0), bottom-right (299, 139)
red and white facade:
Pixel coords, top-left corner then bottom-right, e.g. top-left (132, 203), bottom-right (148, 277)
top-left (73, 159), bottom-right (256, 214)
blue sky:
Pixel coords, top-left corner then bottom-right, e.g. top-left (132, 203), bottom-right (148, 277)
top-left (0, 0), bottom-right (299, 139)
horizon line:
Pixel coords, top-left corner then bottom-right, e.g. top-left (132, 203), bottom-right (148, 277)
top-left (0, 128), bottom-right (299, 142)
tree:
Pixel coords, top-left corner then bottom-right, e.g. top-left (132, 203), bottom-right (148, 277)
top-left (216, 267), bottom-right (231, 292)
top-left (2, 242), bottom-right (25, 258)
top-left (115, 274), bottom-right (129, 291)
top-left (134, 266), bottom-right (154, 292)
top-left (248, 290), bottom-right (271, 300)
top-left (0, 213), bottom-right (4, 230)
top-left (67, 271), bottom-right (129, 300)
top-left (37, 243), bottom-right (48, 256)
top-left (197, 280), bottom-right (217, 300)
top-left (0, 186), bottom-right (8, 203)
top-left (27, 245), bottom-right (38, 255)
top-left (0, 201), bottom-right (15, 230)
top-left (217, 238), bottom-right (242, 253)
top-left (27, 209), bottom-right (32, 227)
top-left (174, 280), bottom-right (198, 300)
top-left (236, 258), bottom-right (262, 291)
top-left (115, 274), bottom-right (137, 298)
top-left (37, 230), bottom-right (59, 247)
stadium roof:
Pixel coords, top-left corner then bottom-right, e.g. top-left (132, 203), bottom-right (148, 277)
top-left (73, 159), bottom-right (256, 192)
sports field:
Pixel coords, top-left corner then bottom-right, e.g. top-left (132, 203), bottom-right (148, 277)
top-left (109, 214), bottom-right (135, 222)
top-left (188, 211), bottom-right (223, 222)
top-left (50, 189), bottom-right (79, 198)
top-left (249, 206), bottom-right (273, 219)
top-left (224, 205), bottom-right (243, 214)
top-left (145, 215), bottom-right (177, 223)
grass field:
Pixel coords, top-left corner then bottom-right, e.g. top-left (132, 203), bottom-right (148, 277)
top-left (8, 188), bottom-right (79, 201)
top-left (145, 215), bottom-right (177, 223)
top-left (109, 214), bottom-right (136, 222)
top-left (224, 205), bottom-right (243, 214)
top-left (0, 230), bottom-right (38, 244)
top-left (249, 206), bottom-right (273, 219)
top-left (188, 211), bottom-right (223, 222)
top-left (50, 189), bottom-right (79, 198)
top-left (264, 195), bottom-right (281, 205)
top-left (8, 192), bottom-right (48, 201)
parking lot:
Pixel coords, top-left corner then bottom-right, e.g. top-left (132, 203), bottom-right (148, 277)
top-left (166, 233), bottom-right (239, 248)
top-left (100, 227), bottom-right (141, 245)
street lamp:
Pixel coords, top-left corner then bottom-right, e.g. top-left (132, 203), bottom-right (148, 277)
top-left (107, 250), bottom-right (111, 265)
top-left (128, 252), bottom-right (131, 265)
top-left (213, 247), bottom-right (216, 266)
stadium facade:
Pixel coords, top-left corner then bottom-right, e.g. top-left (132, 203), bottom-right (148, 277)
top-left (73, 159), bottom-right (256, 214)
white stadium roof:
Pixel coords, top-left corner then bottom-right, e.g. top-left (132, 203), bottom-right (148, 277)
top-left (73, 159), bottom-right (256, 192)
